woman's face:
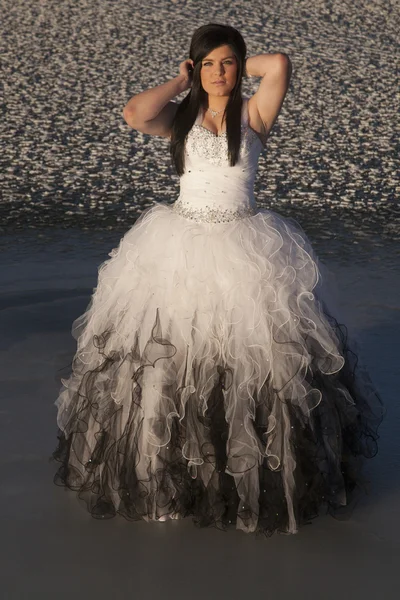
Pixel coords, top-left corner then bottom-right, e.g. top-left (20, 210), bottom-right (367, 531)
top-left (200, 44), bottom-right (238, 97)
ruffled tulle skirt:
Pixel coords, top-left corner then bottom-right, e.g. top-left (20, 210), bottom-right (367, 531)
top-left (51, 201), bottom-right (384, 535)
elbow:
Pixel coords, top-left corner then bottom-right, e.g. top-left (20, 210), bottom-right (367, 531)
top-left (122, 105), bottom-right (136, 127)
top-left (123, 101), bottom-right (152, 127)
top-left (275, 53), bottom-right (292, 75)
top-left (266, 53), bottom-right (292, 82)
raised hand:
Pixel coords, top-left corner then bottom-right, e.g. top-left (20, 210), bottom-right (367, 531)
top-left (179, 59), bottom-right (194, 89)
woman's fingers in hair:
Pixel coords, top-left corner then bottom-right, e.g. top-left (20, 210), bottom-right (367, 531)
top-left (179, 59), bottom-right (194, 78)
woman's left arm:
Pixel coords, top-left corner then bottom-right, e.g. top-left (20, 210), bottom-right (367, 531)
top-left (246, 53), bottom-right (292, 138)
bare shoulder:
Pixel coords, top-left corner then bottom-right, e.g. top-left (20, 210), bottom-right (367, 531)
top-left (247, 54), bottom-right (292, 143)
top-left (123, 101), bottom-right (179, 139)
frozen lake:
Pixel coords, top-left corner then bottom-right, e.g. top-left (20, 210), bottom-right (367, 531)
top-left (0, 226), bottom-right (399, 600)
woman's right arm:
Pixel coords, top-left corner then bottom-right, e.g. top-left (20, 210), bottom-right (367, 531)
top-left (123, 60), bottom-right (193, 138)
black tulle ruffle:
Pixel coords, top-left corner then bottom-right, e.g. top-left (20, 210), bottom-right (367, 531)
top-left (50, 304), bottom-right (384, 537)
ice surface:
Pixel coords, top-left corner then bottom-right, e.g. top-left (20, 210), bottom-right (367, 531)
top-left (0, 230), bottom-right (398, 600)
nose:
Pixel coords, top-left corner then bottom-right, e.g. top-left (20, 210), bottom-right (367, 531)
top-left (214, 63), bottom-right (225, 76)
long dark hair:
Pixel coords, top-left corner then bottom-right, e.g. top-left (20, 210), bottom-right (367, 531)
top-left (170, 23), bottom-right (247, 176)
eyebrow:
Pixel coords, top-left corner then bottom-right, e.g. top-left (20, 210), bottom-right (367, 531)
top-left (202, 55), bottom-right (235, 61)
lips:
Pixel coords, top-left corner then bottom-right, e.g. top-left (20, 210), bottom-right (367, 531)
top-left (213, 81), bottom-right (226, 84)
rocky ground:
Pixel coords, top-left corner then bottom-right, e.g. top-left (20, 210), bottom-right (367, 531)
top-left (1, 0), bottom-right (399, 235)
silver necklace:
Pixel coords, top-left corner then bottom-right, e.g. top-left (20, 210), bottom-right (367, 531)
top-left (207, 107), bottom-right (225, 119)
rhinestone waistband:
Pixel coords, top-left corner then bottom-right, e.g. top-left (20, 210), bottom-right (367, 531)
top-left (172, 199), bottom-right (258, 224)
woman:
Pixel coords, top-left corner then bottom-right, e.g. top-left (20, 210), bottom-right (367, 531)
top-left (52, 23), bottom-right (384, 536)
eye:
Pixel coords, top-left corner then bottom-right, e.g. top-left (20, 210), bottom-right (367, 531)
top-left (202, 60), bottom-right (234, 67)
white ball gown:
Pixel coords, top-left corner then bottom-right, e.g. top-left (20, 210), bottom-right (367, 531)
top-left (52, 97), bottom-right (384, 536)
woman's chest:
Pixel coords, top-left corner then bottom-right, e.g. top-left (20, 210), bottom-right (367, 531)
top-left (185, 124), bottom-right (263, 168)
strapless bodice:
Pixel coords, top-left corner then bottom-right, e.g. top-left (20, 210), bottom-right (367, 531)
top-left (172, 98), bottom-right (265, 224)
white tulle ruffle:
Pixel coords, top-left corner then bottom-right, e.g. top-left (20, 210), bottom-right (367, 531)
top-left (54, 201), bottom-right (383, 534)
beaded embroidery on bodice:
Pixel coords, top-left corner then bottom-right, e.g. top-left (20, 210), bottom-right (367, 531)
top-left (172, 98), bottom-right (265, 224)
